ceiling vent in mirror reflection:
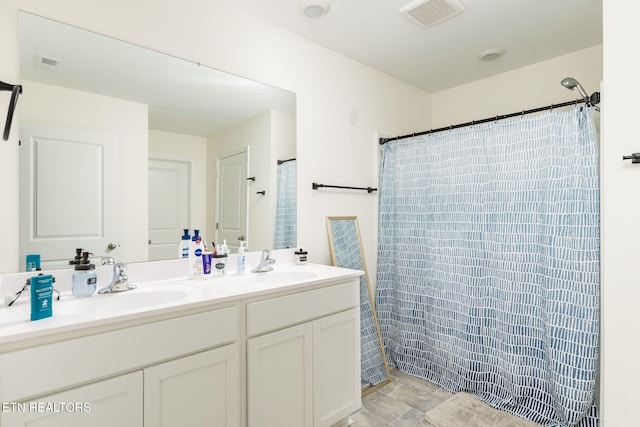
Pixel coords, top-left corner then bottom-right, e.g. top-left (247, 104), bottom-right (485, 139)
top-left (36, 54), bottom-right (60, 71)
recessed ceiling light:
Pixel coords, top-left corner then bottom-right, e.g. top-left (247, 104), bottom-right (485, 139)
top-left (301, 0), bottom-right (330, 18)
top-left (479, 48), bottom-right (505, 62)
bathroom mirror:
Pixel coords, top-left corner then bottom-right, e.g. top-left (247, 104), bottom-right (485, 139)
top-left (326, 216), bottom-right (391, 396)
top-left (16, 11), bottom-right (296, 269)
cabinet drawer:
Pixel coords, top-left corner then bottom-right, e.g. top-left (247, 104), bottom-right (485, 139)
top-left (0, 306), bottom-right (238, 402)
top-left (247, 280), bottom-right (358, 337)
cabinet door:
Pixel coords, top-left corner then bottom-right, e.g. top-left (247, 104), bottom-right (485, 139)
top-left (247, 323), bottom-right (313, 427)
top-left (144, 344), bottom-right (240, 427)
top-left (1, 371), bottom-right (142, 427)
top-left (313, 308), bottom-right (361, 427)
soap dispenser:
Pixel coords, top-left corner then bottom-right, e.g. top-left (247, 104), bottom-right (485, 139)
top-left (72, 251), bottom-right (97, 298)
top-left (236, 241), bottom-right (248, 275)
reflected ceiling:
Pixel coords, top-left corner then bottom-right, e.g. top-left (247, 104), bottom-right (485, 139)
top-left (19, 12), bottom-right (296, 137)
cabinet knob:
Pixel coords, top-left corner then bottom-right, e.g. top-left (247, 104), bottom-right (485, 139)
top-left (107, 243), bottom-right (118, 251)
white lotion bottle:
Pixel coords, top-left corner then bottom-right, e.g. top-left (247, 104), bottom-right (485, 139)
top-left (188, 229), bottom-right (205, 279)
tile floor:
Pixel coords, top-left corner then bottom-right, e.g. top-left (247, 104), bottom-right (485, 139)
top-left (351, 369), bottom-right (453, 427)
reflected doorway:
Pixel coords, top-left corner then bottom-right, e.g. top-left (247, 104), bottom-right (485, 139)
top-left (217, 150), bottom-right (248, 251)
top-left (148, 158), bottom-right (191, 261)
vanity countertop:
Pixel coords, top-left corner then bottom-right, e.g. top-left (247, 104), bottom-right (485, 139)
top-left (0, 259), bottom-right (362, 349)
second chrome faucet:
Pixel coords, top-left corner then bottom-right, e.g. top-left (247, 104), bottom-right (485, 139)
top-left (251, 250), bottom-right (276, 273)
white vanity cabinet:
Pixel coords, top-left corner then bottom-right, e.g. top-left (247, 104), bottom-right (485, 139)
top-left (246, 281), bottom-right (361, 427)
top-left (144, 344), bottom-right (240, 427)
top-left (0, 263), bottom-right (363, 427)
top-left (1, 371), bottom-right (143, 427)
top-left (0, 306), bottom-right (240, 427)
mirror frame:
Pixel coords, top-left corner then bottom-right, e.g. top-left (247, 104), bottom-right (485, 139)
top-left (326, 216), bottom-right (391, 396)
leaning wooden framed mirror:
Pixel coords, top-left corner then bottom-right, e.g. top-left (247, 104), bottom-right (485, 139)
top-left (326, 216), bottom-right (391, 396)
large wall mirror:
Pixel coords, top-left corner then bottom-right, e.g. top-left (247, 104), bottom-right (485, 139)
top-left (16, 11), bottom-right (297, 270)
top-left (326, 216), bottom-right (391, 396)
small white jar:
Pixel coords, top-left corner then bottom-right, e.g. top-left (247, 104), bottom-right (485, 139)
top-left (294, 249), bottom-right (308, 265)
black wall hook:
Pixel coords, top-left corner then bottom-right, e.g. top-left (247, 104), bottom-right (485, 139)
top-left (0, 81), bottom-right (23, 141)
top-left (623, 153), bottom-right (640, 163)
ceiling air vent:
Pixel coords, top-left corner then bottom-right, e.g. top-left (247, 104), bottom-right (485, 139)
top-left (36, 54), bottom-right (60, 71)
top-left (399, 0), bottom-right (466, 29)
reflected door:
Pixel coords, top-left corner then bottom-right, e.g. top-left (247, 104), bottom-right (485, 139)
top-left (148, 158), bottom-right (191, 261)
top-left (217, 151), bottom-right (248, 251)
top-left (19, 123), bottom-right (119, 267)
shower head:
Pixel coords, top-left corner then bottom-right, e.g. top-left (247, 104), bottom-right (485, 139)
top-left (561, 77), bottom-right (590, 103)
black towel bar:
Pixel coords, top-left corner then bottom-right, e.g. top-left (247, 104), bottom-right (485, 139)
top-left (312, 182), bottom-right (377, 193)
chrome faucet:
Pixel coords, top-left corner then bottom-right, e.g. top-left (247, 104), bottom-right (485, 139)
top-left (251, 250), bottom-right (276, 273)
top-left (99, 257), bottom-right (136, 293)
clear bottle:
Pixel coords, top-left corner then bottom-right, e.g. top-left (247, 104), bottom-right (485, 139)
top-left (72, 251), bottom-right (97, 297)
top-left (237, 242), bottom-right (247, 275)
top-left (178, 228), bottom-right (190, 258)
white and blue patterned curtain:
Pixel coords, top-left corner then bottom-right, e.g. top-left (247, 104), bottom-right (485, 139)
top-left (376, 108), bottom-right (599, 426)
top-left (274, 160), bottom-right (297, 249)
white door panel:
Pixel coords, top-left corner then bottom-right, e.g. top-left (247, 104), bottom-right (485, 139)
top-left (217, 151), bottom-right (247, 251)
top-left (148, 158), bottom-right (190, 261)
top-left (19, 123), bottom-right (119, 266)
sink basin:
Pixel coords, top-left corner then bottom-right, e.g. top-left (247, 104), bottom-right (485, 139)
top-left (246, 270), bottom-right (318, 285)
top-left (49, 283), bottom-right (200, 318)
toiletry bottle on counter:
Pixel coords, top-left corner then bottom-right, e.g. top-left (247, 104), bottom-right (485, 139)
top-left (72, 251), bottom-right (97, 298)
top-left (295, 248), bottom-right (308, 265)
top-left (202, 250), bottom-right (213, 276)
top-left (188, 229), bottom-right (205, 279)
top-left (220, 240), bottom-right (231, 255)
top-left (178, 229), bottom-right (191, 258)
top-left (237, 242), bottom-right (247, 275)
top-left (213, 254), bottom-right (228, 276)
top-left (30, 274), bottom-right (54, 321)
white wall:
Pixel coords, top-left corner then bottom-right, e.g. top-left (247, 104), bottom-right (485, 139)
top-left (600, 2), bottom-right (640, 425)
top-left (20, 80), bottom-right (149, 263)
top-left (431, 45), bottom-right (603, 127)
top-left (0, 0), bottom-right (431, 274)
top-left (208, 112), bottom-right (272, 251)
top-left (148, 129), bottom-right (208, 239)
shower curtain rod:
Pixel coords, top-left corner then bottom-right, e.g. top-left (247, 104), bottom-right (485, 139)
top-left (379, 92), bottom-right (600, 145)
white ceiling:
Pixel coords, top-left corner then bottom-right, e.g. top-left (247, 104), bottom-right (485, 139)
top-left (233, 0), bottom-right (602, 92)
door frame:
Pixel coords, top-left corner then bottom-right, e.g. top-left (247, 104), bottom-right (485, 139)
top-left (147, 154), bottom-right (194, 260)
top-left (215, 147), bottom-right (249, 250)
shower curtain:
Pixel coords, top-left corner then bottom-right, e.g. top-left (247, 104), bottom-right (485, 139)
top-left (376, 108), bottom-right (599, 427)
top-left (274, 160), bottom-right (297, 249)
